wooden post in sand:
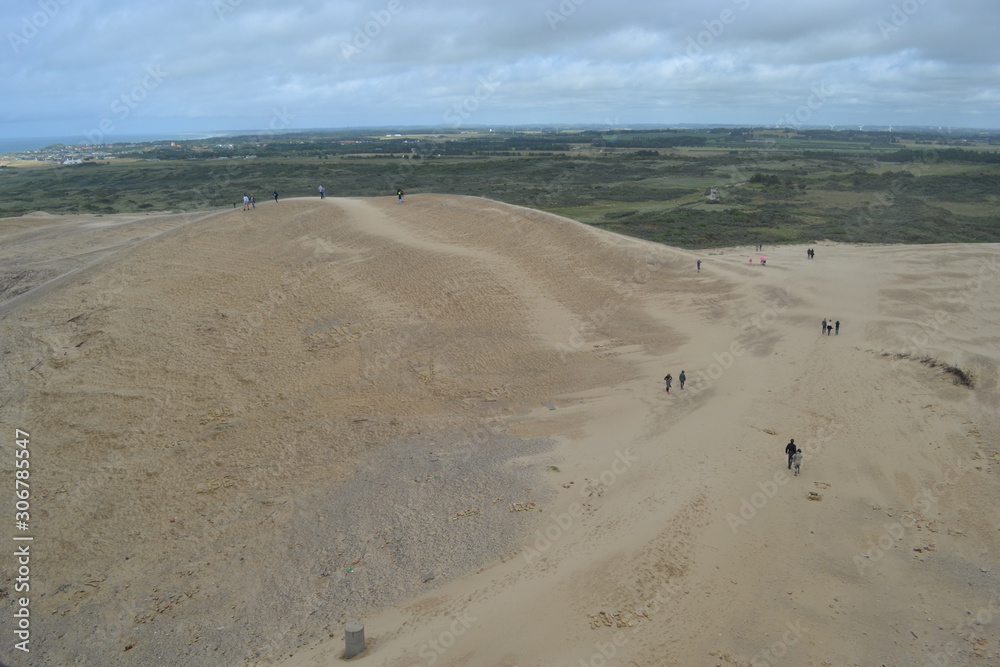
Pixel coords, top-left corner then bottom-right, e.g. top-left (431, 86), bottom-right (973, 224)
top-left (345, 620), bottom-right (365, 658)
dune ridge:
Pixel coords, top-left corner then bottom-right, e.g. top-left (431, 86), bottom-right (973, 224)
top-left (0, 195), bottom-right (997, 666)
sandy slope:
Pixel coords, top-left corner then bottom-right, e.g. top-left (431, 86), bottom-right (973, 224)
top-left (0, 196), bottom-right (998, 666)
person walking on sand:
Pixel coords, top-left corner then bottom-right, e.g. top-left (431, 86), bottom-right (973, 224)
top-left (242, 193), bottom-right (250, 211)
top-left (822, 318), bottom-right (827, 335)
top-left (835, 320), bottom-right (840, 335)
top-left (250, 195), bottom-right (255, 209)
top-left (785, 438), bottom-right (797, 469)
top-left (696, 259), bottom-right (701, 272)
top-left (664, 374), bottom-right (672, 394)
top-left (397, 188), bottom-right (405, 204)
top-left (827, 319), bottom-right (833, 335)
top-left (273, 190), bottom-right (279, 203)
top-left (793, 448), bottom-right (803, 476)
top-left (679, 370), bottom-right (686, 390)
top-left (318, 185), bottom-right (325, 199)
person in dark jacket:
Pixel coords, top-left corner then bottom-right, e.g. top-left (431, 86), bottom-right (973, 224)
top-left (785, 439), bottom-right (797, 469)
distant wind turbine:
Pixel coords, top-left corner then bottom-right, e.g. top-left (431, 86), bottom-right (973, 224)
top-left (829, 124), bottom-right (836, 130)
top-left (858, 125), bottom-right (865, 131)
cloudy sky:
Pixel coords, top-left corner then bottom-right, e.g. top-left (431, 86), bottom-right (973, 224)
top-left (3, 0), bottom-right (998, 142)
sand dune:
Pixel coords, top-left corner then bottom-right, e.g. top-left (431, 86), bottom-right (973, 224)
top-left (1, 195), bottom-right (998, 666)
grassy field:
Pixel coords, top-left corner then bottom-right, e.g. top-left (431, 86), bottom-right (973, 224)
top-left (1, 128), bottom-right (997, 248)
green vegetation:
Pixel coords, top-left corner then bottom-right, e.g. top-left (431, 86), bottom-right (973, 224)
top-left (2, 127), bottom-right (998, 248)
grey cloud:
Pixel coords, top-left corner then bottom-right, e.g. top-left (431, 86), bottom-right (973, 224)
top-left (2, 0), bottom-right (998, 136)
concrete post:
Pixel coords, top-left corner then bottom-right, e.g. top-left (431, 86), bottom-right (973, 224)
top-left (345, 620), bottom-right (365, 659)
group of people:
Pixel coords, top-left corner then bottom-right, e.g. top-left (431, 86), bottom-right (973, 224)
top-left (233, 186), bottom-right (405, 204)
top-left (821, 318), bottom-right (841, 335)
top-left (663, 371), bottom-right (686, 394)
top-left (236, 192), bottom-right (281, 208)
top-left (315, 185), bottom-right (403, 202)
top-left (784, 439), bottom-right (804, 475)
top-left (686, 245), bottom-right (838, 480)
top-left (692, 245), bottom-right (820, 269)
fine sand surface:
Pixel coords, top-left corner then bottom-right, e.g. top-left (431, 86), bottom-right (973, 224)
top-left (1, 195), bottom-right (998, 666)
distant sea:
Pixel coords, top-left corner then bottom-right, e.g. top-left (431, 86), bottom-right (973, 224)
top-left (0, 133), bottom-right (224, 154)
